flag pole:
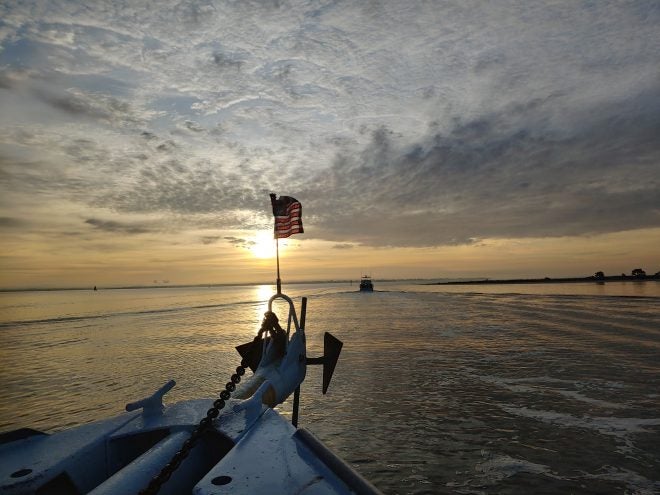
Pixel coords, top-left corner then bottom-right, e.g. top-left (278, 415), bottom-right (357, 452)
top-left (271, 193), bottom-right (282, 294)
top-left (271, 192), bottom-right (302, 295)
top-left (276, 237), bottom-right (282, 294)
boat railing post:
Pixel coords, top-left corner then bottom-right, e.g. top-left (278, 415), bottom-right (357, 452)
top-left (292, 297), bottom-right (307, 427)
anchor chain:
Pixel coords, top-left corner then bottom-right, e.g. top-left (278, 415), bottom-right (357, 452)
top-left (138, 311), bottom-right (283, 495)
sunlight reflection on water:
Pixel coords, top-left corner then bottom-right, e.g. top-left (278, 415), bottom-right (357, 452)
top-left (253, 284), bottom-right (273, 325)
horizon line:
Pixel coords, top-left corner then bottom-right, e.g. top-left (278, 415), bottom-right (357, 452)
top-left (3, 272), bottom-right (657, 293)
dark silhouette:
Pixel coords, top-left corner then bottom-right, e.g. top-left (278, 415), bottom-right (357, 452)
top-left (632, 268), bottom-right (646, 278)
top-left (431, 270), bottom-right (660, 286)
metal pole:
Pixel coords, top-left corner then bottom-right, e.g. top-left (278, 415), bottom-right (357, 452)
top-left (292, 297), bottom-right (306, 427)
top-left (300, 297), bottom-right (307, 329)
top-left (276, 237), bottom-right (282, 294)
top-left (292, 386), bottom-right (300, 427)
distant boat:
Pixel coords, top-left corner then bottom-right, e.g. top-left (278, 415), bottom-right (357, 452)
top-left (359, 275), bottom-right (374, 292)
top-left (93, 286), bottom-right (97, 291)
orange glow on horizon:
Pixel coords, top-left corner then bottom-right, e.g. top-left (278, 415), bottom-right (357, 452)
top-left (0, 228), bottom-right (658, 290)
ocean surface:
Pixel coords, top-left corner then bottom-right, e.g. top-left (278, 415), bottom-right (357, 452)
top-left (1, 280), bottom-right (659, 494)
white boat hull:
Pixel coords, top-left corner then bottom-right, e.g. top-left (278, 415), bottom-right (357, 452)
top-left (1, 396), bottom-right (379, 494)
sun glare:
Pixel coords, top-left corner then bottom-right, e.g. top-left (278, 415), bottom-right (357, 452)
top-left (250, 230), bottom-right (277, 259)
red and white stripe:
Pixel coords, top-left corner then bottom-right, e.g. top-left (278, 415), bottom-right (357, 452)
top-left (274, 201), bottom-right (303, 238)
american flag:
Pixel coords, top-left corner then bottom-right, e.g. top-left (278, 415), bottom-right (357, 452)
top-left (270, 194), bottom-right (304, 239)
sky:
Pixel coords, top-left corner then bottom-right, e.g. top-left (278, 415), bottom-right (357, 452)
top-left (0, 0), bottom-right (659, 289)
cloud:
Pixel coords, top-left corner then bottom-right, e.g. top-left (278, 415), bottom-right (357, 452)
top-left (85, 218), bottom-right (150, 234)
top-left (0, 74), bottom-right (14, 90)
top-left (0, 216), bottom-right (25, 228)
top-left (224, 236), bottom-right (255, 249)
top-left (201, 235), bottom-right (220, 244)
top-left (0, 0), bottom-right (658, 251)
top-left (31, 86), bottom-right (151, 127)
top-left (301, 82), bottom-right (660, 246)
top-left (211, 49), bottom-right (246, 71)
top-left (183, 120), bottom-right (204, 133)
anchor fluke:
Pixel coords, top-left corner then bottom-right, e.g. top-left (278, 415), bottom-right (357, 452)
top-left (236, 339), bottom-right (262, 373)
top-left (307, 332), bottom-right (343, 394)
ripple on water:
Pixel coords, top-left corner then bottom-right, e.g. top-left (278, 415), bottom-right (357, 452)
top-left (1, 286), bottom-right (659, 494)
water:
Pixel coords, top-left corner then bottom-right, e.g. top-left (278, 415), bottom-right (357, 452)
top-left (1, 281), bottom-right (659, 494)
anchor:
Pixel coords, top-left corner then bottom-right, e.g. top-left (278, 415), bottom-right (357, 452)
top-left (305, 332), bottom-right (343, 394)
top-left (235, 295), bottom-right (343, 427)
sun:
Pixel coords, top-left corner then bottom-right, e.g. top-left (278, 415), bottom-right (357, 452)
top-left (250, 230), bottom-right (277, 259)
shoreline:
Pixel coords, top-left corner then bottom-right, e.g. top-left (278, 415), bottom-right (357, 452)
top-left (2, 276), bottom-right (658, 293)
top-left (429, 275), bottom-right (660, 286)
